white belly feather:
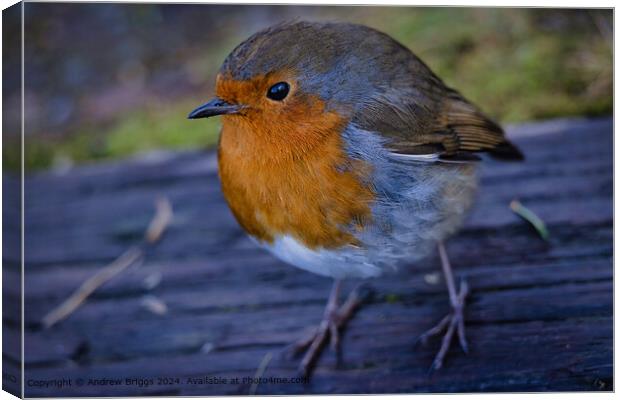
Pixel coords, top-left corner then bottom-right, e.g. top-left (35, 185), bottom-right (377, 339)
top-left (262, 235), bottom-right (383, 279)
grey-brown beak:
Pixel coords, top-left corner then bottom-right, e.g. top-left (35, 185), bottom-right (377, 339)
top-left (188, 98), bottom-right (240, 119)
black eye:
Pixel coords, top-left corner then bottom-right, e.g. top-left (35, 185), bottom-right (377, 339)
top-left (267, 82), bottom-right (290, 101)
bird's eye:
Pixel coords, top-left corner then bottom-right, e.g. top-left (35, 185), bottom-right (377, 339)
top-left (266, 82), bottom-right (290, 101)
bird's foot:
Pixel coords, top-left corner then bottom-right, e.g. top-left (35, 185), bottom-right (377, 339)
top-left (417, 279), bottom-right (469, 371)
top-left (288, 283), bottom-right (372, 378)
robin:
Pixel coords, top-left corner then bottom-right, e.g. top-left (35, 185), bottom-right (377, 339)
top-left (189, 21), bottom-right (523, 377)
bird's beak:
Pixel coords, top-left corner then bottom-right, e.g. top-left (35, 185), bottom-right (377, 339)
top-left (187, 98), bottom-right (241, 119)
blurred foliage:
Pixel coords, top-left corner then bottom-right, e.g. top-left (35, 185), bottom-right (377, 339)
top-left (384, 8), bottom-right (612, 121)
top-left (3, 6), bottom-right (612, 172)
top-left (14, 102), bottom-right (221, 170)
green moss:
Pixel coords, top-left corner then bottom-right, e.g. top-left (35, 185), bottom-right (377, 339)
top-left (21, 100), bottom-right (221, 171)
top-left (372, 8), bottom-right (612, 123)
top-left (385, 293), bottom-right (401, 304)
top-left (103, 101), bottom-right (221, 158)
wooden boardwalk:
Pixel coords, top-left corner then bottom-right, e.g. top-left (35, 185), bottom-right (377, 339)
top-left (4, 117), bottom-right (613, 396)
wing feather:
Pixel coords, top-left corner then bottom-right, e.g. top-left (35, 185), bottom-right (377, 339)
top-left (351, 52), bottom-right (523, 162)
top-left (356, 88), bottom-right (523, 162)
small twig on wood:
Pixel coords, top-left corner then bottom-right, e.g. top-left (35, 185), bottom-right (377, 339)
top-left (249, 352), bottom-right (273, 395)
top-left (510, 199), bottom-right (549, 241)
top-left (41, 247), bottom-right (143, 329)
top-left (140, 295), bottom-right (169, 315)
top-left (41, 197), bottom-right (174, 329)
top-left (145, 197), bottom-right (173, 243)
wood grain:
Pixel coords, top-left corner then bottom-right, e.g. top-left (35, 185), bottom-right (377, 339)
top-left (11, 117), bottom-right (612, 395)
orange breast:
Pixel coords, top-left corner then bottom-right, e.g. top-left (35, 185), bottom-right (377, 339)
top-left (216, 82), bottom-right (374, 250)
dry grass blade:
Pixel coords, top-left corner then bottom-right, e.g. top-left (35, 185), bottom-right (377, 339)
top-left (42, 197), bottom-right (174, 329)
top-left (510, 199), bottom-right (549, 241)
top-left (146, 197), bottom-right (173, 243)
top-left (248, 352), bottom-right (273, 395)
top-left (41, 247), bottom-right (143, 329)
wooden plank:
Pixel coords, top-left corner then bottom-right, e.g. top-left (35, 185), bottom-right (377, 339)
top-left (18, 217), bottom-right (612, 298)
top-left (14, 117), bottom-right (613, 395)
top-left (22, 317), bottom-right (612, 396)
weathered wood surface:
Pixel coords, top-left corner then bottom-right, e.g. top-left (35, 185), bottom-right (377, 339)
top-left (6, 117), bottom-right (613, 396)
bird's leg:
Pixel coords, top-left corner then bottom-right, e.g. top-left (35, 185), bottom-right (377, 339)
top-left (417, 241), bottom-right (469, 371)
top-left (289, 280), bottom-right (368, 378)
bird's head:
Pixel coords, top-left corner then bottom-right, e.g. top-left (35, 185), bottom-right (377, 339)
top-left (188, 21), bottom-right (413, 155)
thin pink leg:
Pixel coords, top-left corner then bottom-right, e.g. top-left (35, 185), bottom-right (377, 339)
top-left (417, 241), bottom-right (469, 371)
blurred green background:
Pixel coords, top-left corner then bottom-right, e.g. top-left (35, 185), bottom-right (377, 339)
top-left (3, 5), bottom-right (612, 171)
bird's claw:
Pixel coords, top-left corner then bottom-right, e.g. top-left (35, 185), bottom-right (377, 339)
top-left (418, 278), bottom-right (469, 371)
top-left (288, 283), bottom-right (371, 378)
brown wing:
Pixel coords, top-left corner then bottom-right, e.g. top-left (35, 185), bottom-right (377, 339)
top-left (383, 88), bottom-right (523, 162)
top-left (350, 39), bottom-right (524, 163)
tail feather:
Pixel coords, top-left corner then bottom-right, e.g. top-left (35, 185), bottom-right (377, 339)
top-left (489, 140), bottom-right (524, 161)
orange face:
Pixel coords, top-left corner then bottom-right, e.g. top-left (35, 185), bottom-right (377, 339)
top-left (215, 70), bottom-right (343, 160)
top-left (215, 71), bottom-right (375, 249)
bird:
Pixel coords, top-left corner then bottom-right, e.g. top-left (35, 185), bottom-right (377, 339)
top-left (188, 20), bottom-right (523, 377)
